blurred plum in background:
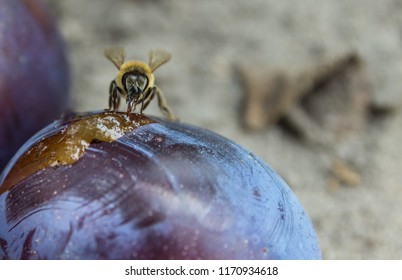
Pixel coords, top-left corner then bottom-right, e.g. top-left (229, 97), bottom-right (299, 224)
top-left (0, 0), bottom-right (70, 171)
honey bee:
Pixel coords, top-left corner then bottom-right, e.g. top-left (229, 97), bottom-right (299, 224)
top-left (104, 47), bottom-right (175, 119)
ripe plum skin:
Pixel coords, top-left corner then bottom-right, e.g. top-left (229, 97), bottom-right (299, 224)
top-left (0, 112), bottom-right (320, 259)
top-left (0, 0), bottom-right (70, 170)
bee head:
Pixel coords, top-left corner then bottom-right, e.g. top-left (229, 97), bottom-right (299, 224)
top-left (122, 72), bottom-right (149, 103)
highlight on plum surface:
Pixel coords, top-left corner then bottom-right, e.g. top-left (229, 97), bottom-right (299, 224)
top-left (0, 111), bottom-right (321, 259)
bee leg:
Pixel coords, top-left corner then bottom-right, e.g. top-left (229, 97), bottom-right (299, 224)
top-left (141, 96), bottom-right (145, 114)
top-left (153, 86), bottom-right (176, 120)
top-left (126, 95), bottom-right (134, 116)
top-left (139, 88), bottom-right (154, 114)
top-left (108, 81), bottom-right (121, 111)
top-left (126, 104), bottom-right (131, 116)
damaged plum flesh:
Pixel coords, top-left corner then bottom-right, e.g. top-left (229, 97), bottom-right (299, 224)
top-left (0, 111), bottom-right (321, 259)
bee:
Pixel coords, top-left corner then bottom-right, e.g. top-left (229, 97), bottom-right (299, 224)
top-left (104, 47), bottom-right (175, 119)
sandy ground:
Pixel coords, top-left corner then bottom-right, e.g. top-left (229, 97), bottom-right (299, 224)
top-left (43, 0), bottom-right (402, 259)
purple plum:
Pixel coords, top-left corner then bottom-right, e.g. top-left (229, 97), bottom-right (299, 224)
top-left (0, 111), bottom-right (320, 259)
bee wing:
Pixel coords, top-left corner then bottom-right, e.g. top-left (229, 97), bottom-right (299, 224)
top-left (104, 47), bottom-right (126, 69)
top-left (148, 49), bottom-right (171, 72)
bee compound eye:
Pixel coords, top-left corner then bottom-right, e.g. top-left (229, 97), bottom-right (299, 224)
top-left (137, 75), bottom-right (148, 90)
top-left (125, 75), bottom-right (135, 86)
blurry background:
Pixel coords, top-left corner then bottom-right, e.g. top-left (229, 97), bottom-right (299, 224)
top-left (43, 0), bottom-right (402, 259)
